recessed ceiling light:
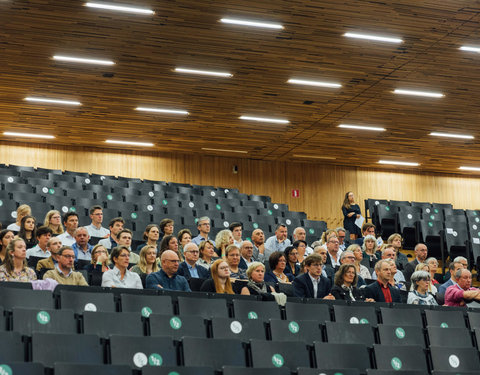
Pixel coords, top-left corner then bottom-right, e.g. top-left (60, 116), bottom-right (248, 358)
top-left (459, 166), bottom-right (480, 171)
top-left (379, 160), bottom-right (419, 167)
top-left (430, 132), bottom-right (474, 140)
top-left (339, 124), bottom-right (385, 132)
top-left (25, 97), bottom-right (81, 106)
top-left (105, 140), bottom-right (154, 147)
top-left (292, 154), bottom-right (336, 160)
top-left (394, 89), bottom-right (444, 98)
top-left (220, 18), bottom-right (283, 30)
top-left (460, 46), bottom-right (480, 53)
top-left (239, 115), bottom-right (289, 124)
top-left (4, 132), bottom-right (55, 139)
top-left (85, 2), bottom-right (154, 14)
top-left (288, 79), bottom-right (341, 88)
top-left (174, 67), bottom-right (232, 78)
top-left (53, 55), bottom-right (115, 66)
top-left (136, 107), bottom-right (189, 115)
top-left (202, 148), bottom-right (248, 154)
top-left (344, 32), bottom-right (403, 44)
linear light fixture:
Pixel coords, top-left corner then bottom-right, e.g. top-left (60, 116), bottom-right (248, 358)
top-left (25, 97), bottom-right (81, 106)
top-left (459, 166), bottom-right (480, 171)
top-left (239, 115), bottom-right (289, 124)
top-left (394, 89), bottom-right (444, 98)
top-left (202, 148), bottom-right (248, 154)
top-left (85, 2), bottom-right (154, 14)
top-left (379, 160), bottom-right (419, 167)
top-left (344, 32), bottom-right (403, 44)
top-left (53, 55), bottom-right (115, 66)
top-left (220, 18), bottom-right (283, 30)
top-left (293, 154), bottom-right (336, 160)
top-left (460, 46), bottom-right (480, 53)
top-left (339, 124), bottom-right (385, 132)
top-left (174, 67), bottom-right (232, 78)
top-left (4, 132), bottom-right (55, 139)
top-left (135, 107), bottom-right (189, 115)
top-left (288, 79), bottom-right (341, 88)
top-left (430, 132), bottom-right (474, 140)
top-left (105, 139), bottom-right (154, 147)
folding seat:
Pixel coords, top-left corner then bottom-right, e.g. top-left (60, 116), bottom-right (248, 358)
top-left (365, 198), bottom-right (388, 226)
top-left (232, 299), bottom-right (281, 321)
top-left (324, 321), bottom-right (375, 346)
top-left (250, 216), bottom-right (276, 233)
top-left (102, 179), bottom-right (129, 189)
top-left (177, 296), bottom-right (229, 318)
top-left (444, 208), bottom-right (465, 217)
top-left (224, 367), bottom-right (290, 375)
top-left (249, 339), bottom-right (311, 369)
top-left (0, 332), bottom-right (25, 362)
top-left (303, 219), bottom-right (327, 235)
top-left (390, 200), bottom-right (411, 212)
top-left (226, 192), bottom-right (248, 201)
top-left (233, 205), bottom-right (257, 216)
top-left (430, 346), bottom-right (480, 372)
top-left (424, 309), bottom-right (467, 328)
top-left (443, 221), bottom-right (469, 263)
top-left (0, 288), bottom-right (55, 310)
top-left (149, 314), bottom-right (207, 339)
top-left (375, 204), bottom-right (398, 240)
top-left (165, 206), bottom-right (196, 219)
top-left (10, 192), bottom-right (40, 207)
top-left (54, 180), bottom-right (85, 191)
top-left (0, 363), bottom-right (44, 375)
top-left (467, 311), bottom-right (480, 329)
top-left (377, 324), bottom-right (426, 347)
top-left (84, 184), bottom-right (111, 195)
top-left (101, 208), bottom-right (122, 221)
top-left (83, 311), bottom-right (144, 338)
top-left (314, 342), bottom-right (371, 370)
top-left (0, 175), bottom-right (24, 187)
top-left (333, 304), bottom-right (377, 325)
top-left (195, 209), bottom-right (223, 221)
top-left (373, 344), bottom-right (427, 372)
top-left (223, 212), bottom-right (251, 224)
top-left (397, 206), bottom-right (422, 249)
top-left (32, 332), bottom-right (103, 367)
top-left (421, 206), bottom-right (443, 221)
top-left (112, 186), bottom-right (139, 198)
top-left (282, 217), bottom-right (302, 233)
top-left (216, 197), bottom-right (238, 212)
top-left (411, 201), bottom-right (432, 209)
top-left (0, 200), bottom-right (19, 224)
top-left (265, 201), bottom-right (288, 213)
top-left (379, 306), bottom-right (423, 327)
top-left (427, 326), bottom-right (473, 348)
top-left (432, 203), bottom-right (453, 212)
top-left (144, 366), bottom-right (216, 375)
top-left (249, 194), bottom-right (271, 203)
top-left (270, 319), bottom-right (322, 344)
top-left (11, 307), bottom-right (77, 336)
top-left (285, 302), bottom-right (331, 322)
top-left (242, 200), bottom-right (266, 209)
top-left (110, 335), bottom-right (176, 369)
top-left (418, 220), bottom-right (444, 262)
top-left (55, 363), bottom-right (131, 375)
top-left (58, 289), bottom-right (116, 313)
top-left (299, 369), bottom-right (359, 375)
top-left (182, 337), bottom-right (245, 369)
top-left (211, 317), bottom-right (267, 340)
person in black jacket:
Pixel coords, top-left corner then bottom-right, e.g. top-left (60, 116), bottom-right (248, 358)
top-left (176, 242), bottom-right (210, 280)
top-left (292, 254), bottom-right (335, 299)
top-left (365, 259), bottom-right (401, 302)
top-left (331, 264), bottom-right (373, 302)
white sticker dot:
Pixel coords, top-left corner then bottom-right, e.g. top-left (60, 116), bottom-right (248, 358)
top-left (147, 205), bottom-right (153, 211)
top-left (210, 191), bottom-right (216, 197)
top-left (224, 189), bottom-right (229, 193)
top-left (426, 208), bottom-right (431, 213)
top-left (230, 320), bottom-right (243, 334)
top-left (350, 317), bottom-right (359, 324)
top-left (11, 211), bottom-right (17, 218)
top-left (85, 178), bottom-right (91, 184)
top-left (62, 206), bottom-right (68, 213)
top-left (274, 204), bottom-right (279, 209)
top-left (286, 219), bottom-right (291, 225)
top-left (223, 221), bottom-right (229, 228)
top-left (148, 191), bottom-right (154, 197)
top-left (42, 187), bottom-right (48, 193)
top-left (133, 352), bottom-right (148, 368)
top-left (100, 176), bottom-right (106, 180)
top-left (407, 214), bottom-right (412, 219)
top-left (448, 354), bottom-right (460, 368)
top-left (474, 225), bottom-right (478, 230)
top-left (188, 202), bottom-right (194, 208)
top-left (7, 177), bottom-right (13, 183)
top-left (453, 231), bottom-right (458, 237)
top-left (84, 303), bottom-right (97, 312)
top-left (375, 200), bottom-right (379, 205)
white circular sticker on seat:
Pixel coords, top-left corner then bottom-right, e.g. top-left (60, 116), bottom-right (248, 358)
top-left (274, 204), bottom-right (279, 209)
top-left (11, 211), bottom-right (17, 218)
top-left (473, 225), bottom-right (478, 230)
top-left (188, 202), bottom-right (194, 208)
top-left (148, 191), bottom-right (154, 197)
top-left (147, 205), bottom-right (153, 211)
top-left (42, 187), bottom-right (48, 193)
top-left (349, 317), bottom-right (359, 324)
top-left (426, 208), bottom-right (431, 213)
top-left (286, 219), bottom-right (291, 225)
top-left (453, 231), bottom-right (458, 237)
top-left (448, 354), bottom-right (460, 368)
top-left (85, 178), bottom-right (91, 184)
top-left (407, 214), bottom-right (412, 219)
top-left (62, 206), bottom-right (68, 213)
top-left (375, 201), bottom-right (379, 205)
top-left (133, 352), bottom-right (148, 368)
top-left (230, 320), bottom-right (243, 334)
top-left (210, 191), bottom-right (216, 197)
top-left (7, 177), bottom-right (13, 183)
top-left (84, 303), bottom-right (97, 312)
top-left (223, 221), bottom-right (229, 228)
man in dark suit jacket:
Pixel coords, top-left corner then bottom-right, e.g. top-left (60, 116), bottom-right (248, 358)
top-left (176, 242), bottom-right (210, 280)
top-left (403, 243), bottom-right (428, 282)
top-left (293, 254), bottom-right (335, 299)
top-left (313, 244), bottom-right (335, 283)
top-left (365, 259), bottom-right (401, 302)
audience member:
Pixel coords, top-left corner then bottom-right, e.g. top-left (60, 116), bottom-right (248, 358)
top-left (292, 227), bottom-right (313, 255)
top-left (17, 215), bottom-right (37, 249)
top-left (361, 234), bottom-right (379, 269)
top-left (371, 245), bottom-right (406, 287)
top-left (86, 205), bottom-right (110, 238)
top-left (403, 243), bottom-right (428, 281)
top-left (407, 270), bottom-right (438, 305)
top-left (251, 228), bottom-right (266, 262)
top-left (413, 262), bottom-right (437, 295)
top-left (135, 224), bottom-right (160, 252)
top-left (387, 233), bottom-right (409, 270)
top-left (264, 251), bottom-right (293, 284)
top-left (445, 269), bottom-right (480, 307)
top-left (159, 234), bottom-right (181, 259)
top-left (443, 256), bottom-right (468, 282)
top-left (117, 229), bottom-right (140, 264)
top-left (313, 245), bottom-right (335, 282)
top-left (354, 223), bottom-right (375, 246)
top-left (365, 259), bottom-right (401, 302)
top-left (349, 244), bottom-right (371, 279)
top-left (284, 245), bottom-right (300, 277)
top-left (177, 228), bottom-right (192, 253)
top-left (0, 238), bottom-right (37, 282)
top-left (0, 230), bottom-right (15, 265)
top-left (426, 257), bottom-right (440, 286)
top-left (319, 229), bottom-right (337, 248)
top-left (43, 246), bottom-right (88, 286)
top-left (200, 259), bottom-right (233, 294)
top-left (98, 217), bottom-right (125, 250)
top-left (71, 227), bottom-right (93, 261)
top-left (239, 240), bottom-right (255, 270)
top-left (293, 240), bottom-right (308, 263)
top-left (177, 242), bottom-right (210, 280)
top-left (331, 264), bottom-right (373, 301)
top-left (229, 222), bottom-right (243, 247)
top-left (43, 210), bottom-right (64, 235)
top-left (241, 262), bottom-right (275, 299)
top-left (57, 212), bottom-right (79, 247)
top-left (293, 254), bottom-right (334, 299)
top-left (146, 249), bottom-right (190, 291)
top-left (265, 224), bottom-right (291, 259)
top-left (7, 204), bottom-right (31, 233)
top-left (85, 243), bottom-right (110, 276)
top-left (130, 244), bottom-right (159, 276)
top-left (339, 250), bottom-right (365, 287)
top-left (26, 226), bottom-right (53, 259)
top-left (192, 217), bottom-right (215, 246)
top-left (215, 229), bottom-right (234, 257)
top-left (102, 245), bottom-right (143, 289)
top-left (159, 218), bottom-right (174, 242)
top-left (196, 240), bottom-right (218, 270)
top-left (325, 236), bottom-right (341, 270)
top-left (36, 236), bottom-right (62, 273)
top-left (225, 244), bottom-right (247, 280)
top-left (342, 191), bottom-right (362, 240)
top-left (387, 259), bottom-right (406, 291)
top-left (335, 227), bottom-right (348, 251)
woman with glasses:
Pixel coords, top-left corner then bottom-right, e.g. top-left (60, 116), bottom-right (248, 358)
top-left (85, 244), bottom-right (110, 273)
top-left (0, 238), bottom-right (37, 282)
top-left (225, 244), bottom-right (247, 280)
top-left (43, 210), bottom-right (64, 235)
top-left (264, 251), bottom-right (294, 283)
top-left (284, 246), bottom-right (300, 276)
top-left (101, 245), bottom-right (143, 289)
top-left (407, 270), bottom-right (438, 305)
top-left (200, 259), bottom-right (234, 294)
top-left (331, 264), bottom-right (373, 301)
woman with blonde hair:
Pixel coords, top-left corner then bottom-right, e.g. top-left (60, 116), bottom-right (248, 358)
top-left (361, 234), bottom-right (379, 268)
top-left (200, 259), bottom-right (234, 294)
top-left (85, 244), bottom-right (110, 273)
top-left (215, 229), bottom-right (234, 257)
top-left (7, 204), bottom-right (31, 233)
top-left (320, 229), bottom-right (338, 246)
top-left (349, 244), bottom-right (372, 279)
top-left (342, 191), bottom-right (362, 240)
top-left (131, 245), bottom-right (160, 276)
top-left (196, 240), bottom-right (218, 270)
top-left (413, 262), bottom-right (437, 295)
top-left (0, 238), bottom-right (36, 282)
top-left (43, 210), bottom-right (64, 235)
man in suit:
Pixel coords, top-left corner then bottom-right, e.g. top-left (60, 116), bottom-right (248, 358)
top-left (438, 260), bottom-right (465, 295)
top-left (354, 223), bottom-right (376, 247)
top-left (365, 259), bottom-right (401, 302)
top-left (293, 254), bottom-right (335, 299)
top-left (403, 243), bottom-right (428, 281)
top-left (324, 236), bottom-right (341, 271)
top-left (177, 242), bottom-right (210, 280)
top-left (239, 240), bottom-right (254, 270)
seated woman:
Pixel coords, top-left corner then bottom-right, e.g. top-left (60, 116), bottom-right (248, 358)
top-left (361, 235), bottom-right (379, 269)
top-left (200, 259), bottom-right (234, 294)
top-left (85, 244), bottom-right (110, 273)
top-left (17, 215), bottom-right (37, 249)
top-left (241, 262), bottom-right (275, 300)
top-left (426, 257), bottom-right (440, 286)
top-left (414, 262), bottom-right (437, 295)
top-left (387, 260), bottom-right (407, 291)
top-left (159, 234), bottom-right (182, 261)
top-left (7, 204), bottom-right (31, 233)
top-left (284, 246), bottom-right (300, 277)
top-left (101, 245), bottom-right (143, 289)
top-left (350, 244), bottom-right (372, 279)
top-left (407, 270), bottom-right (438, 305)
top-left (387, 233), bottom-right (409, 270)
top-left (215, 229), bottom-right (234, 257)
top-left (196, 240), bottom-right (218, 270)
top-left (292, 240), bottom-right (308, 264)
top-left (0, 229), bottom-right (15, 265)
top-left (135, 224), bottom-right (160, 252)
top-left (225, 244), bottom-right (247, 280)
top-left (130, 245), bottom-right (160, 276)
top-left (43, 210), bottom-right (64, 236)
top-left (331, 264), bottom-right (373, 301)
top-left (0, 238), bottom-right (37, 282)
top-left (264, 251), bottom-right (294, 283)
top-left (177, 228), bottom-right (192, 255)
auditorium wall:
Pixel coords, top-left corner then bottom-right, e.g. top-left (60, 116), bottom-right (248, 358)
top-left (1, 142), bottom-right (480, 228)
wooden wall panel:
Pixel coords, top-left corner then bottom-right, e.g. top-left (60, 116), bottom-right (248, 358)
top-left (1, 142), bottom-right (480, 229)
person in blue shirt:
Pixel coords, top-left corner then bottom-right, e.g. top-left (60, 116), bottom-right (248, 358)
top-left (146, 250), bottom-right (191, 291)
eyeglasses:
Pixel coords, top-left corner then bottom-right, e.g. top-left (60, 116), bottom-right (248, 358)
top-left (94, 250), bottom-right (107, 254)
top-left (61, 254), bottom-right (75, 259)
top-left (118, 253), bottom-right (130, 258)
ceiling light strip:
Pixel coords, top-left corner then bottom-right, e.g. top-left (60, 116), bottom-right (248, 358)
top-left (339, 124), bottom-right (385, 131)
top-left (85, 2), bottom-right (154, 14)
top-left (105, 139), bottom-right (154, 147)
top-left (430, 132), bottom-right (474, 140)
top-left (288, 79), bottom-right (341, 88)
top-left (25, 97), bottom-right (81, 106)
top-left (4, 132), bottom-right (55, 139)
top-left (136, 107), bottom-right (189, 115)
top-left (292, 154), bottom-right (336, 160)
top-left (459, 166), bottom-right (480, 171)
top-left (53, 55), bottom-right (115, 65)
top-left (175, 67), bottom-right (232, 78)
top-left (202, 148), bottom-right (248, 154)
top-left (460, 46), bottom-right (480, 53)
top-left (344, 32), bottom-right (403, 44)
top-left (239, 115), bottom-right (289, 124)
top-left (378, 160), bottom-right (419, 167)
top-left (220, 18), bottom-right (283, 29)
top-left (394, 89), bottom-right (444, 98)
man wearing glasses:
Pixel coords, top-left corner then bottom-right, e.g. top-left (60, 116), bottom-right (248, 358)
top-left (192, 217), bottom-right (216, 247)
top-left (146, 250), bottom-right (191, 291)
top-left (86, 205), bottom-right (110, 239)
top-left (293, 254), bottom-right (335, 299)
top-left (43, 246), bottom-right (88, 285)
top-left (177, 242), bottom-right (210, 280)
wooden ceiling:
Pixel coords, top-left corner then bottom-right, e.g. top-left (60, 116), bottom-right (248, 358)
top-left (2, 0), bottom-right (480, 175)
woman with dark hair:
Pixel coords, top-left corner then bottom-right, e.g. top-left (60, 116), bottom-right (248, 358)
top-left (177, 228), bottom-right (192, 254)
top-left (17, 215), bottom-right (37, 249)
top-left (196, 240), bottom-right (218, 270)
top-left (200, 259), bottom-right (234, 294)
top-left (0, 238), bottom-right (37, 282)
top-left (136, 224), bottom-right (160, 252)
top-left (330, 264), bottom-right (373, 301)
top-left (362, 235), bottom-right (379, 269)
top-left (159, 218), bottom-right (174, 242)
top-left (0, 229), bottom-right (15, 265)
top-left (240, 262), bottom-right (275, 300)
top-left (342, 191), bottom-right (361, 240)
top-left (159, 234), bottom-right (182, 260)
top-left (265, 251), bottom-right (294, 283)
top-left (101, 245), bottom-right (143, 289)
top-left (284, 246), bottom-right (300, 276)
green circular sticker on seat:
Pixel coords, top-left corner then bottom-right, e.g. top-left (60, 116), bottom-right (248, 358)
top-left (288, 321), bottom-right (300, 333)
top-left (131, 212), bottom-right (138, 219)
top-left (0, 200), bottom-right (3, 207)
top-left (428, 222), bottom-right (433, 227)
top-left (360, 318), bottom-right (369, 324)
top-left (434, 209), bottom-right (439, 213)
top-left (309, 228), bottom-right (315, 234)
top-left (267, 210), bottom-right (273, 215)
top-left (248, 311), bottom-right (258, 319)
top-left (49, 188), bottom-right (55, 194)
top-left (170, 316), bottom-right (182, 329)
top-left (141, 307), bottom-right (152, 318)
top-left (107, 194), bottom-right (113, 200)
top-left (216, 204), bottom-right (221, 210)
top-left (162, 200), bottom-right (168, 205)
top-left (391, 357), bottom-right (402, 370)
top-left (440, 322), bottom-right (449, 328)
top-left (253, 223), bottom-right (259, 229)
top-left (69, 207), bottom-right (76, 212)
top-left (395, 327), bottom-right (405, 339)
top-left (272, 353), bottom-right (285, 368)
top-left (168, 372), bottom-right (180, 375)
top-left (0, 365), bottom-right (12, 375)
top-left (37, 311), bottom-right (50, 325)
top-left (430, 215), bottom-right (435, 220)
top-left (385, 206), bottom-right (390, 211)
top-left (148, 353), bottom-right (162, 366)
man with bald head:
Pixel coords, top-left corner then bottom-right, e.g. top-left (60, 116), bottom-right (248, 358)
top-left (239, 240), bottom-right (255, 270)
top-left (251, 228), bottom-right (265, 262)
top-left (293, 227), bottom-right (313, 255)
top-left (177, 242), bottom-right (210, 280)
top-left (146, 250), bottom-right (191, 291)
top-left (72, 227), bottom-right (93, 261)
top-left (445, 269), bottom-right (480, 306)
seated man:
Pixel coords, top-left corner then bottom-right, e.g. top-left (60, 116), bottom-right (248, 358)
top-left (26, 226), bottom-right (53, 259)
top-left (335, 227), bottom-right (348, 251)
top-left (293, 254), bottom-right (335, 299)
top-left (251, 228), bottom-right (266, 262)
top-left (57, 212), bottom-right (79, 246)
top-left (229, 222), bottom-right (243, 247)
top-left (313, 245), bottom-right (335, 282)
top-left (116, 229), bottom-right (140, 264)
top-left (438, 260), bottom-right (465, 295)
top-left (146, 250), bottom-right (191, 291)
top-left (177, 242), bottom-right (210, 280)
top-left (72, 227), bottom-right (93, 262)
top-left (387, 233), bottom-right (409, 271)
top-left (371, 245), bottom-right (406, 287)
top-left (265, 224), bottom-right (291, 259)
top-left (192, 216), bottom-right (215, 246)
top-left (98, 217), bottom-right (125, 250)
top-left (324, 236), bottom-right (341, 271)
top-left (403, 243), bottom-right (428, 281)
top-left (445, 269), bottom-right (480, 307)
top-left (36, 237), bottom-right (62, 273)
top-left (43, 246), bottom-right (88, 286)
top-left (354, 223), bottom-right (376, 247)
top-left (293, 227), bottom-right (313, 255)
top-left (86, 205), bottom-right (110, 239)
top-left (365, 259), bottom-right (401, 302)
top-left (239, 240), bottom-right (255, 270)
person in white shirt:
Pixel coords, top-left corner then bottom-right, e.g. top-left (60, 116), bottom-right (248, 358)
top-left (85, 205), bottom-right (110, 239)
top-left (102, 245), bottom-right (143, 289)
top-left (293, 227), bottom-right (314, 255)
top-left (229, 222), bottom-right (243, 247)
top-left (26, 226), bottom-right (53, 259)
top-left (56, 212), bottom-right (79, 247)
top-left (7, 204), bottom-right (31, 233)
top-left (116, 229), bottom-right (139, 264)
